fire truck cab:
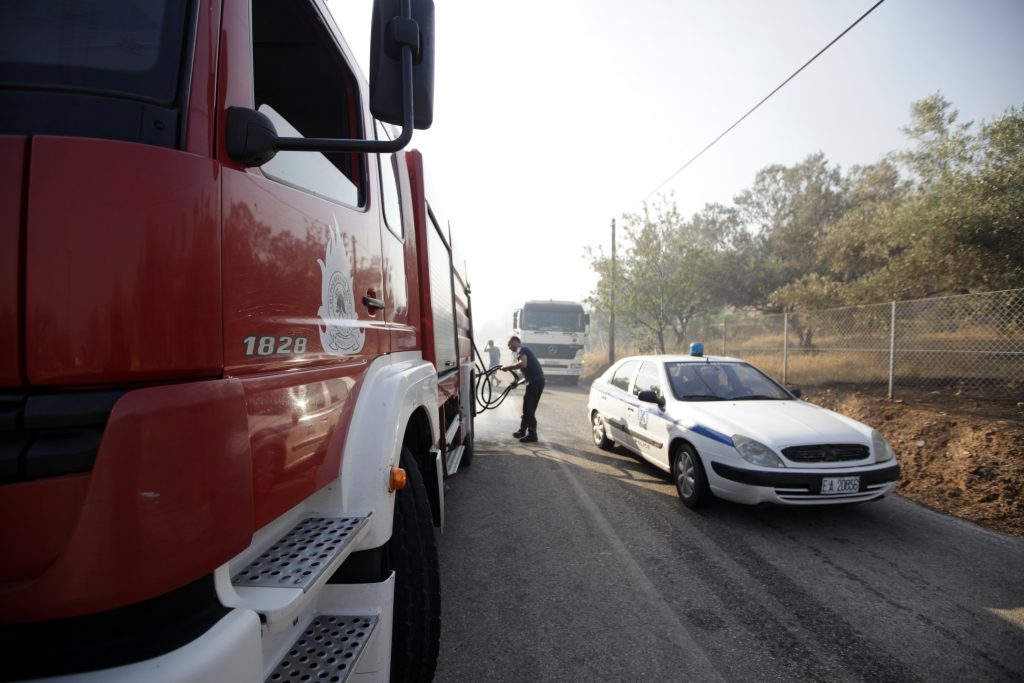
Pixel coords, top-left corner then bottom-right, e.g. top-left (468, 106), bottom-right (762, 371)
top-left (0, 1), bottom-right (470, 680)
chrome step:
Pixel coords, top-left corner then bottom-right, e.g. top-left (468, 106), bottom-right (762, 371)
top-left (233, 516), bottom-right (370, 591)
top-left (266, 613), bottom-right (378, 683)
top-left (446, 444), bottom-right (464, 476)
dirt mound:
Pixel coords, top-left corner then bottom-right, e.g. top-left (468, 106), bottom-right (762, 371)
top-left (804, 388), bottom-right (1024, 538)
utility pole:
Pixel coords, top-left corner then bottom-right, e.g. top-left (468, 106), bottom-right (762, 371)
top-left (609, 218), bottom-right (616, 365)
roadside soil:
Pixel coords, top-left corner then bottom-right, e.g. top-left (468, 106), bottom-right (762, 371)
top-left (803, 387), bottom-right (1024, 538)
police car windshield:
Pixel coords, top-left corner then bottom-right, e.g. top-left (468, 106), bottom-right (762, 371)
top-left (666, 362), bottom-right (792, 402)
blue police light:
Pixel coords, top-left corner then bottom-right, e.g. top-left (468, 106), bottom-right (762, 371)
top-left (689, 342), bottom-right (704, 357)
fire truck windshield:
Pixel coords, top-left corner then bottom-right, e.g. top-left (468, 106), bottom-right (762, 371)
top-left (0, 1), bottom-right (191, 105)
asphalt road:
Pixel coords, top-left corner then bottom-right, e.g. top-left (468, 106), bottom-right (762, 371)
top-left (434, 382), bottom-right (1024, 682)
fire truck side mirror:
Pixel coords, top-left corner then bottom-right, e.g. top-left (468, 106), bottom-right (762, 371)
top-left (228, 0), bottom-right (435, 166)
top-left (227, 107), bottom-right (279, 167)
top-left (370, 0), bottom-right (435, 130)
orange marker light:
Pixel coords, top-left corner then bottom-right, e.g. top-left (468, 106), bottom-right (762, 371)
top-left (389, 467), bottom-right (407, 492)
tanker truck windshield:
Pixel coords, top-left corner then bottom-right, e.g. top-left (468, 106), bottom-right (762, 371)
top-left (523, 305), bottom-right (587, 332)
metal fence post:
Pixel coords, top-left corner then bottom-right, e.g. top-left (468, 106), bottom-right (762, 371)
top-left (722, 321), bottom-right (726, 355)
top-left (783, 312), bottom-right (789, 384)
top-left (888, 301), bottom-right (896, 400)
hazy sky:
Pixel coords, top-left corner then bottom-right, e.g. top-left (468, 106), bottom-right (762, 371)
top-left (327, 0), bottom-right (1024, 347)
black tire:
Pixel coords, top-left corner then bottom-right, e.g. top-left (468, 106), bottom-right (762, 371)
top-left (387, 447), bottom-right (440, 682)
top-left (672, 444), bottom-right (712, 509)
top-left (591, 412), bottom-right (614, 451)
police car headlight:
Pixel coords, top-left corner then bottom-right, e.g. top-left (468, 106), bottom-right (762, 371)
top-left (732, 435), bottom-right (784, 468)
top-left (871, 430), bottom-right (895, 463)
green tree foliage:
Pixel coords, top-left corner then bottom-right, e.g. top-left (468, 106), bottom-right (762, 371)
top-left (849, 95), bottom-right (1024, 299)
top-left (776, 158), bottom-right (909, 315)
top-left (585, 94), bottom-right (1024, 350)
top-left (733, 151), bottom-right (847, 311)
top-left (687, 203), bottom-right (752, 307)
top-left (585, 196), bottom-right (731, 353)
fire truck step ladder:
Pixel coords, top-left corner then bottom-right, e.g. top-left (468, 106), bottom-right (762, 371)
top-left (227, 515), bottom-right (380, 681)
top-left (265, 612), bottom-right (379, 683)
top-left (444, 418), bottom-right (463, 475)
top-left (232, 516), bottom-right (371, 593)
top-left (446, 444), bottom-right (464, 475)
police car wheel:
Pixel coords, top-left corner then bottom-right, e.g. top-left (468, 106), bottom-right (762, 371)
top-left (591, 412), bottom-right (614, 451)
top-left (673, 444), bottom-right (711, 509)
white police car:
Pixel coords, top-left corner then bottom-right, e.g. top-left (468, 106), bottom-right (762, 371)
top-left (587, 344), bottom-right (900, 508)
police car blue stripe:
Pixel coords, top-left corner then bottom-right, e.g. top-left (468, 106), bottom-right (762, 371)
top-left (593, 385), bottom-right (733, 446)
top-left (690, 424), bottom-right (733, 446)
top-left (593, 385), bottom-right (641, 408)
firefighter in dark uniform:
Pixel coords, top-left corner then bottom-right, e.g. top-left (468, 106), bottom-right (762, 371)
top-left (502, 335), bottom-right (545, 443)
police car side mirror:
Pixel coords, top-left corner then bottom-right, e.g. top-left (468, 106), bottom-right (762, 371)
top-left (637, 390), bottom-right (665, 410)
top-left (788, 388), bottom-right (802, 399)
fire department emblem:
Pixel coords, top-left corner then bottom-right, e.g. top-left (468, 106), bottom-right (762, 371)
top-left (317, 220), bottom-right (365, 355)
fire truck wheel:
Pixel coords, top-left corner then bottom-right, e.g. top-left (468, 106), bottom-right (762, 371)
top-left (388, 446), bottom-right (441, 682)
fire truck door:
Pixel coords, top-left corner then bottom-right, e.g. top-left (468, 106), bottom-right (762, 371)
top-left (376, 137), bottom-right (417, 354)
top-left (221, 0), bottom-right (386, 374)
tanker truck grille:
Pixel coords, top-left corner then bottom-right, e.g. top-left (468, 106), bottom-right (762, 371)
top-left (538, 344), bottom-right (583, 360)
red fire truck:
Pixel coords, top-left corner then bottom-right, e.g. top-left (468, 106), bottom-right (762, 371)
top-left (0, 1), bottom-right (473, 680)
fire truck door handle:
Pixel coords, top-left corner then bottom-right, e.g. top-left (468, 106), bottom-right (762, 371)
top-left (362, 294), bottom-right (385, 310)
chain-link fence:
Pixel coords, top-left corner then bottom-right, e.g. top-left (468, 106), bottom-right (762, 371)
top-left (676, 289), bottom-right (1024, 402)
top-left (577, 286), bottom-right (1024, 401)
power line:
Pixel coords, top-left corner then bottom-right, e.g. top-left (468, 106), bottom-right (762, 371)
top-left (641, 0), bottom-right (888, 205)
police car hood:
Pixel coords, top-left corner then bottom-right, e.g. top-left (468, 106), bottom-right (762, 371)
top-left (670, 399), bottom-right (873, 449)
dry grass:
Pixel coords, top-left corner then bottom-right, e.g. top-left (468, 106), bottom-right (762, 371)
top-left (584, 329), bottom-right (1022, 401)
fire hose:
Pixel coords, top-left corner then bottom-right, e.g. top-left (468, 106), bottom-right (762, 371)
top-left (472, 345), bottom-right (522, 413)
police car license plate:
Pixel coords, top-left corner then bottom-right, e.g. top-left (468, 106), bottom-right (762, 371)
top-left (821, 476), bottom-right (859, 494)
